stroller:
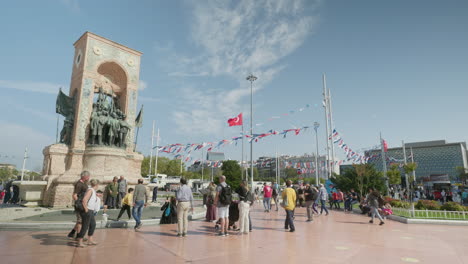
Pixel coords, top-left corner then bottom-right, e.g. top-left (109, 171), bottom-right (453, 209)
top-left (215, 201), bottom-right (240, 231)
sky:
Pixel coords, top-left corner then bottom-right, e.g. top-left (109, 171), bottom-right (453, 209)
top-left (0, 0), bottom-right (467, 171)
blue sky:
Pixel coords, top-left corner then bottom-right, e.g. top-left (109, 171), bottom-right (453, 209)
top-left (0, 0), bottom-right (467, 171)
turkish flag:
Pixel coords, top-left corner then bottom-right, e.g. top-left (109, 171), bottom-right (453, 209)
top-left (227, 113), bottom-right (243, 127)
top-left (382, 139), bottom-right (388, 152)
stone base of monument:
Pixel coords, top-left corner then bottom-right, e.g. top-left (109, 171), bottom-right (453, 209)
top-left (41, 144), bottom-right (144, 208)
top-left (12, 181), bottom-right (48, 207)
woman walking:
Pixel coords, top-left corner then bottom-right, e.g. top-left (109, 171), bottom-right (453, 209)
top-left (160, 197), bottom-right (178, 224)
top-left (205, 182), bottom-right (218, 222)
top-left (236, 181), bottom-right (251, 235)
top-left (76, 179), bottom-right (100, 247)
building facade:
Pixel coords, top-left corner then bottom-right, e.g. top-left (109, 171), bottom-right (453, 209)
top-left (366, 140), bottom-right (468, 182)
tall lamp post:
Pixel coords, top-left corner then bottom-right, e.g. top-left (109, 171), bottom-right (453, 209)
top-left (314, 122), bottom-right (320, 186)
top-left (246, 74), bottom-right (257, 189)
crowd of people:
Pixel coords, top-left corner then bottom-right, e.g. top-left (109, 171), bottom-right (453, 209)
top-left (388, 186), bottom-right (468, 205)
top-left (67, 171), bottom-right (400, 247)
top-left (0, 180), bottom-right (19, 205)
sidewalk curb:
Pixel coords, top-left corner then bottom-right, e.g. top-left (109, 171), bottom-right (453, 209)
top-left (0, 211), bottom-right (206, 231)
top-left (351, 208), bottom-right (468, 226)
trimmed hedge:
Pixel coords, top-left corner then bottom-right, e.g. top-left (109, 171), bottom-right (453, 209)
top-left (440, 202), bottom-right (466, 212)
top-left (415, 200), bottom-right (441, 210)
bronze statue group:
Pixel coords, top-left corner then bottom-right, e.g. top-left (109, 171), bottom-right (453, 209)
top-left (89, 88), bottom-right (131, 148)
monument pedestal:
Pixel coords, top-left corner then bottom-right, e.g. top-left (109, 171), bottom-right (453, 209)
top-left (42, 144), bottom-right (143, 208)
top-left (12, 181), bottom-right (48, 207)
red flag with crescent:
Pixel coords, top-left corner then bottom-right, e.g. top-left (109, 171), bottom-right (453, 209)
top-left (227, 113), bottom-right (243, 127)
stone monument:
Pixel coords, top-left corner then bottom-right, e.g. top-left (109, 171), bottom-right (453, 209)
top-left (41, 32), bottom-right (144, 207)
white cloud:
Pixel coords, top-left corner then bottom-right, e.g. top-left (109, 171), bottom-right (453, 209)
top-left (139, 80), bottom-right (148, 91)
top-left (159, 0), bottom-right (320, 137)
top-left (0, 80), bottom-right (64, 94)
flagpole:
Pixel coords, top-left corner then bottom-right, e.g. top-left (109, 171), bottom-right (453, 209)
top-left (149, 121), bottom-right (155, 175)
top-left (155, 128), bottom-right (160, 176)
top-left (241, 123), bottom-right (244, 181)
top-left (402, 140), bottom-right (409, 196)
top-left (314, 122), bottom-right (320, 185)
top-left (247, 74), bottom-right (257, 189)
top-left (380, 133), bottom-right (389, 194)
top-left (56, 114), bottom-right (60, 143)
top-left (201, 149), bottom-right (204, 182)
top-left (134, 105), bottom-right (143, 152)
top-left (410, 147), bottom-right (416, 183)
top-left (328, 85), bottom-right (336, 175)
top-left (322, 74), bottom-right (331, 179)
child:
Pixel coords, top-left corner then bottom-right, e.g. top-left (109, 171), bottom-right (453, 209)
top-left (117, 188), bottom-right (134, 221)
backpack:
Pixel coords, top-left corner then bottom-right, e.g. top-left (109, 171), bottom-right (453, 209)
top-left (219, 184), bottom-right (232, 206)
top-left (272, 188), bottom-right (278, 196)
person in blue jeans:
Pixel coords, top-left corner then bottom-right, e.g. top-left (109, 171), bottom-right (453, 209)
top-left (319, 184), bottom-right (329, 216)
top-left (132, 179), bottom-right (148, 230)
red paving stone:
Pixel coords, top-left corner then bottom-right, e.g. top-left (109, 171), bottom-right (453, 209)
top-left (1, 206), bottom-right (467, 264)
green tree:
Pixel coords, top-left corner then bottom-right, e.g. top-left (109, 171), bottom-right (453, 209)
top-left (221, 160), bottom-right (242, 190)
top-left (403, 162), bottom-right (418, 183)
top-left (0, 168), bottom-right (18, 183)
top-left (331, 164), bottom-right (385, 197)
top-left (141, 156), bottom-right (171, 177)
top-left (387, 164), bottom-right (402, 185)
top-left (166, 159), bottom-right (184, 176)
top-left (284, 167), bottom-right (297, 178)
top-left (246, 167), bottom-right (259, 180)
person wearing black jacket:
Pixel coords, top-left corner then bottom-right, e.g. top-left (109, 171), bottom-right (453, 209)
top-left (160, 197), bottom-right (178, 224)
top-left (236, 181), bottom-right (252, 234)
top-left (304, 184), bottom-right (318, 222)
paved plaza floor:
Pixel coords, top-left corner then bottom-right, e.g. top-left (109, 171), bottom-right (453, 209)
top-left (1, 206), bottom-right (467, 264)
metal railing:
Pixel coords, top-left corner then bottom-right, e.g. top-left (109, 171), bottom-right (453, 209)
top-left (392, 207), bottom-right (468, 220)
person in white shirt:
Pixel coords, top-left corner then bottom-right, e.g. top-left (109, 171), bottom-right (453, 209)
top-left (76, 179), bottom-right (100, 248)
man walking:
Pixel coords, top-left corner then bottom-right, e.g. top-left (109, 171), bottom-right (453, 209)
top-left (263, 182), bottom-right (273, 212)
top-left (176, 178), bottom-right (194, 237)
top-left (132, 179), bottom-right (148, 230)
top-left (68, 171), bottom-right (90, 239)
top-left (367, 188), bottom-right (385, 225)
top-left (152, 186), bottom-right (158, 203)
top-left (304, 184), bottom-right (318, 222)
top-left (106, 176), bottom-right (119, 209)
top-left (281, 180), bottom-right (296, 232)
top-left (117, 176), bottom-right (127, 209)
top-left (272, 181), bottom-right (280, 211)
top-left (319, 184), bottom-right (329, 216)
top-left (214, 175), bottom-right (232, 236)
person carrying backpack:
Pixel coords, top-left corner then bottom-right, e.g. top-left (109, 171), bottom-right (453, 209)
top-left (272, 181), bottom-right (280, 211)
top-left (367, 188), bottom-right (385, 226)
top-left (214, 175), bottom-right (232, 237)
top-left (304, 184), bottom-right (318, 222)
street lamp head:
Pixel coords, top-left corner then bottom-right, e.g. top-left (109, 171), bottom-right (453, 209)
top-left (314, 122), bottom-right (320, 131)
top-left (246, 74), bottom-right (257, 82)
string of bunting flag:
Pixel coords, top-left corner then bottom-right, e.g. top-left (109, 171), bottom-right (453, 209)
top-left (330, 129), bottom-right (370, 164)
top-left (157, 125), bottom-right (313, 164)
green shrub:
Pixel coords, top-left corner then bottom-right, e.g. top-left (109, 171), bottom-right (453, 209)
top-left (390, 199), bottom-right (410, 209)
top-left (415, 200), bottom-right (441, 210)
top-left (440, 202), bottom-right (465, 211)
